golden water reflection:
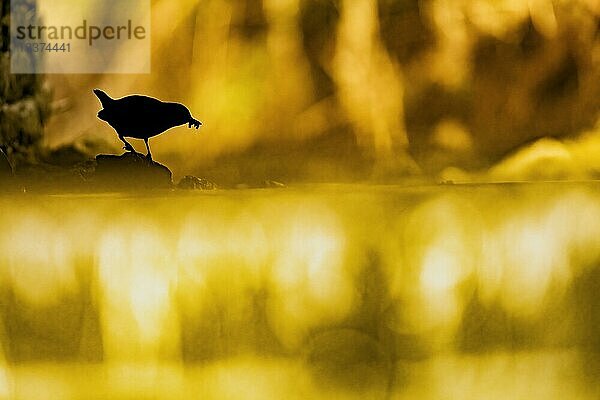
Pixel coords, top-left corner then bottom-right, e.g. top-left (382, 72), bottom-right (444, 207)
top-left (0, 184), bottom-right (600, 398)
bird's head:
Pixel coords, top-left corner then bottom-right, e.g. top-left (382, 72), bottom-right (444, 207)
top-left (171, 103), bottom-right (202, 130)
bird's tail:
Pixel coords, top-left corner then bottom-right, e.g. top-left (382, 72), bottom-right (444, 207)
top-left (93, 89), bottom-right (113, 108)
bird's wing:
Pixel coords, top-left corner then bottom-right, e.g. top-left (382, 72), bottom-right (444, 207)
top-left (115, 95), bottom-right (164, 112)
top-left (109, 95), bottom-right (168, 134)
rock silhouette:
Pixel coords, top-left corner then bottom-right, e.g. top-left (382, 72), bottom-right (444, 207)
top-left (93, 89), bottom-right (202, 160)
top-left (8, 151), bottom-right (174, 192)
top-left (177, 175), bottom-right (217, 190)
top-left (91, 151), bottom-right (172, 190)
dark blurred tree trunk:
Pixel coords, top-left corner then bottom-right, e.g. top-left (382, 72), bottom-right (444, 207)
top-left (0, 0), bottom-right (51, 167)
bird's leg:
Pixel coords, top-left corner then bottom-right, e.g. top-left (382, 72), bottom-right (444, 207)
top-left (119, 135), bottom-right (136, 153)
top-left (144, 138), bottom-right (152, 160)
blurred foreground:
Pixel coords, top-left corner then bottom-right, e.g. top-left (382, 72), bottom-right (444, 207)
top-left (0, 183), bottom-right (600, 398)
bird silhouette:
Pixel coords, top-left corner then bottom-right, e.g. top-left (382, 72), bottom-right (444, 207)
top-left (93, 89), bottom-right (202, 160)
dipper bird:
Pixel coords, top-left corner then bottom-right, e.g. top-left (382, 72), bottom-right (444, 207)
top-left (93, 89), bottom-right (202, 160)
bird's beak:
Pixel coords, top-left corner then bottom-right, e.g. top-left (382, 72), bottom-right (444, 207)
top-left (188, 118), bottom-right (202, 129)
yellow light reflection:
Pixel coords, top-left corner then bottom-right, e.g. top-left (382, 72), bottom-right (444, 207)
top-left (421, 246), bottom-right (464, 292)
top-left (269, 206), bottom-right (353, 349)
top-left (0, 186), bottom-right (599, 398)
top-left (97, 223), bottom-right (179, 362)
top-left (1, 212), bottom-right (77, 306)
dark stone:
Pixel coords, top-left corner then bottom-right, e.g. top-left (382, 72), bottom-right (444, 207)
top-left (233, 180), bottom-right (286, 189)
top-left (263, 180), bottom-right (285, 188)
top-left (90, 152), bottom-right (172, 190)
top-left (177, 175), bottom-right (217, 190)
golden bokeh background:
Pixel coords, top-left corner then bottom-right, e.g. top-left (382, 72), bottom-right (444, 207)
top-left (2, 0), bottom-right (600, 398)
top-left (43, 0), bottom-right (600, 182)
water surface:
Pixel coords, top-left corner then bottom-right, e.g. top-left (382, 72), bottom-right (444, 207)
top-left (0, 183), bottom-right (599, 399)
